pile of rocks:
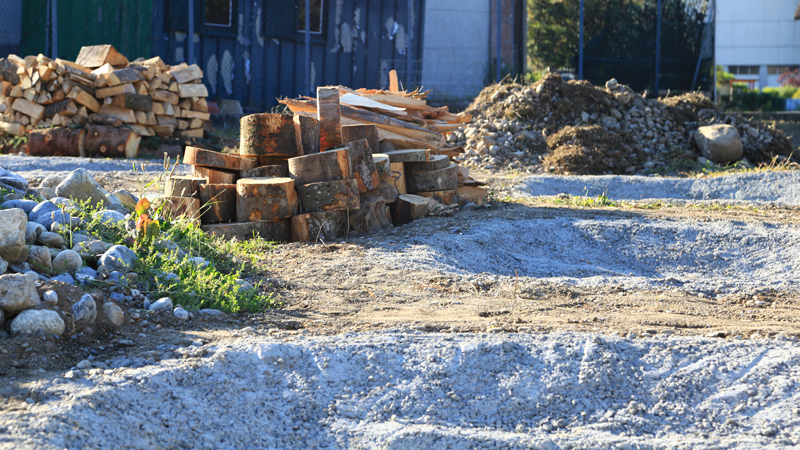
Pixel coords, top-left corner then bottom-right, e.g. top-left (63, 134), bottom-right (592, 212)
top-left (0, 166), bottom-right (209, 340)
top-left (450, 74), bottom-right (794, 174)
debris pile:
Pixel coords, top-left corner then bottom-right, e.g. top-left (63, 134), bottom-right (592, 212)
top-left (0, 44), bottom-right (211, 157)
top-left (449, 74), bottom-right (794, 174)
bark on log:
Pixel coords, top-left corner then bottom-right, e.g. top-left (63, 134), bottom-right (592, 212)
top-left (82, 125), bottom-right (140, 158)
top-left (198, 183), bottom-right (237, 224)
top-left (349, 198), bottom-right (393, 234)
top-left (165, 176), bottom-right (206, 198)
top-left (372, 154), bottom-right (390, 180)
top-left (236, 177), bottom-right (298, 222)
top-left (343, 139), bottom-right (380, 193)
top-left (163, 197), bottom-right (201, 222)
top-left (109, 93), bottom-right (153, 112)
top-left (239, 113), bottom-right (298, 157)
top-left (26, 127), bottom-right (85, 157)
top-left (341, 124), bottom-right (379, 153)
top-left (184, 146), bottom-right (256, 171)
top-left (406, 163), bottom-right (458, 193)
top-left (317, 87), bottom-right (342, 150)
top-left (43, 100), bottom-right (78, 118)
top-left (88, 114), bottom-right (123, 127)
top-left (288, 148), bottom-right (351, 186)
top-left (415, 189), bottom-right (459, 205)
top-left (291, 211), bottom-right (349, 242)
top-left (388, 162), bottom-right (407, 194)
top-left (296, 179), bottom-right (360, 213)
top-left (193, 166), bottom-right (239, 184)
top-left (391, 194), bottom-right (429, 225)
top-left (202, 219), bottom-right (291, 242)
top-left (294, 115), bottom-right (320, 155)
top-left (240, 164), bottom-right (289, 179)
top-left (405, 154), bottom-right (450, 173)
top-left (360, 181), bottom-right (399, 204)
top-left (384, 149), bottom-right (430, 162)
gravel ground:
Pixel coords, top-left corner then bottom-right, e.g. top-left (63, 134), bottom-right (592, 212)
top-left (0, 154), bottom-right (189, 181)
top-left (365, 214), bottom-right (800, 294)
top-left (3, 332), bottom-right (799, 449)
top-left (515, 172), bottom-right (800, 205)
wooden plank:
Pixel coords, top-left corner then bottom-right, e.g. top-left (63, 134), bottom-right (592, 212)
top-left (75, 45), bottom-right (129, 69)
top-left (296, 179), bottom-right (360, 213)
top-left (184, 146), bottom-right (257, 171)
top-left (339, 93), bottom-right (406, 115)
top-left (389, 69), bottom-right (400, 93)
top-left (201, 219), bottom-right (291, 242)
top-left (177, 83), bottom-right (208, 98)
top-left (341, 104), bottom-right (444, 149)
top-left (317, 87), bottom-right (342, 150)
top-left (361, 94), bottom-right (427, 110)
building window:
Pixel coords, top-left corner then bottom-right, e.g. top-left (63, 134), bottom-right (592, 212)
top-left (768, 65), bottom-right (799, 75)
top-left (298, 0), bottom-right (324, 34)
top-left (728, 65), bottom-right (760, 76)
top-left (205, 0), bottom-right (232, 27)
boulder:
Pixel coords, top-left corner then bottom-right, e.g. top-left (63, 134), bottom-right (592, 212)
top-left (51, 273), bottom-right (76, 285)
top-left (72, 294), bottom-right (97, 329)
top-left (149, 297), bottom-right (173, 312)
top-left (694, 124), bottom-right (743, 164)
top-left (26, 245), bottom-right (53, 274)
top-left (37, 187), bottom-right (57, 200)
top-left (102, 302), bottom-right (125, 326)
top-left (0, 208), bottom-right (27, 261)
top-left (0, 199), bottom-right (38, 213)
top-left (38, 231), bottom-right (66, 248)
top-left (52, 250), bottom-right (83, 274)
top-left (25, 222), bottom-right (45, 244)
top-left (0, 273), bottom-right (41, 313)
top-left (40, 175), bottom-right (65, 190)
top-left (112, 190), bottom-right (139, 210)
top-left (97, 210), bottom-right (127, 225)
top-left (74, 239), bottom-right (110, 261)
top-left (55, 168), bottom-right (121, 207)
top-left (29, 201), bottom-right (70, 230)
top-left (98, 245), bottom-right (137, 275)
top-left (75, 266), bottom-right (98, 284)
top-left (10, 309), bottom-right (65, 336)
top-left (0, 256), bottom-right (7, 275)
top-left (0, 167), bottom-right (28, 196)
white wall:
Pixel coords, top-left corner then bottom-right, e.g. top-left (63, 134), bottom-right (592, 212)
top-left (420, 0), bottom-right (490, 102)
top-left (716, 0), bottom-right (800, 88)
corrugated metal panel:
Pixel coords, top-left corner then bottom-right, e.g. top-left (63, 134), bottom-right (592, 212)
top-left (22, 0), bottom-right (153, 61)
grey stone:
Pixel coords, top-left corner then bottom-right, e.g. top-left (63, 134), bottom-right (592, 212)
top-left (98, 245), bottom-right (137, 275)
top-left (72, 294), bottom-right (97, 329)
top-left (149, 297), bottom-right (173, 312)
top-left (0, 309), bottom-right (3, 327)
top-left (0, 273), bottom-right (41, 313)
top-left (51, 274), bottom-right (76, 285)
top-left (38, 231), bottom-right (66, 248)
top-left (55, 169), bottom-right (120, 207)
top-left (25, 222), bottom-right (45, 244)
top-left (71, 233), bottom-right (91, 247)
top-left (235, 279), bottom-right (254, 291)
top-left (694, 124), bottom-right (743, 164)
top-left (173, 306), bottom-right (189, 321)
top-left (107, 271), bottom-right (123, 283)
top-left (198, 308), bottom-right (226, 316)
top-left (37, 187), bottom-right (57, 200)
top-left (190, 257), bottom-right (208, 269)
top-left (605, 78), bottom-right (619, 90)
top-left (103, 302), bottom-right (125, 327)
top-left (1, 199), bottom-right (38, 213)
top-left (74, 239), bottom-right (110, 260)
top-left (104, 204), bottom-right (130, 215)
top-left (39, 175), bottom-right (64, 190)
top-left (0, 167), bottom-right (28, 196)
top-left (49, 197), bottom-right (75, 210)
top-left (29, 201), bottom-right (70, 230)
top-left (109, 292), bottom-right (125, 302)
top-left (0, 208), bottom-right (27, 262)
top-left (96, 210), bottom-right (126, 225)
top-left (22, 271), bottom-right (39, 284)
top-left (113, 190), bottom-right (139, 210)
top-left (10, 309), bottom-right (65, 336)
top-left (26, 245), bottom-right (52, 274)
top-left (0, 256), bottom-right (7, 275)
top-left (43, 290), bottom-right (58, 305)
top-left (48, 248), bottom-right (60, 260)
top-left (52, 250), bottom-right (82, 274)
top-left (29, 201), bottom-right (59, 221)
top-left (75, 266), bottom-right (98, 284)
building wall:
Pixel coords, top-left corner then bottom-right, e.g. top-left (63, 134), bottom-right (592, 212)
top-left (0, 0), bottom-right (22, 56)
top-left (716, 0), bottom-right (800, 88)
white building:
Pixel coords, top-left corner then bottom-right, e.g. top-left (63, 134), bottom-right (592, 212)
top-left (716, 0), bottom-right (800, 89)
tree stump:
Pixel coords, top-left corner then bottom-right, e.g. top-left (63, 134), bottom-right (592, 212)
top-left (406, 163), bottom-right (458, 192)
top-left (82, 125), bottom-right (140, 158)
top-left (198, 184), bottom-right (237, 224)
top-left (288, 149), bottom-right (351, 186)
top-left (294, 115), bottom-right (320, 155)
top-left (360, 181), bottom-right (399, 204)
top-left (240, 113), bottom-right (298, 157)
top-left (291, 211), bottom-right (349, 242)
top-left (296, 179), bottom-right (360, 213)
top-left (349, 198), bottom-right (393, 234)
top-left (236, 177), bottom-right (298, 222)
top-left (193, 166), bottom-right (239, 185)
top-left (163, 197), bottom-right (201, 223)
top-left (405, 154), bottom-right (450, 173)
top-left (415, 189), bottom-right (459, 205)
top-left (27, 127), bottom-right (85, 157)
top-left (384, 149), bottom-right (429, 163)
top-left (372, 154), bottom-right (390, 180)
top-left (341, 124), bottom-right (379, 153)
top-left (184, 146), bottom-right (256, 171)
top-left (342, 139), bottom-right (380, 193)
top-left (165, 176), bottom-right (206, 198)
top-left (317, 87), bottom-right (342, 150)
top-left (240, 164), bottom-right (289, 179)
top-left (202, 219), bottom-right (291, 242)
top-left (391, 194), bottom-right (429, 225)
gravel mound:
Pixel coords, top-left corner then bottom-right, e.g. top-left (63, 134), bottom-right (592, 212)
top-left (516, 172), bottom-right (800, 206)
top-left (4, 332), bottom-right (799, 449)
top-left (366, 216), bottom-right (800, 294)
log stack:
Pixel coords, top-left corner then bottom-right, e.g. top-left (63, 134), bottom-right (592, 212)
top-left (0, 45), bottom-right (211, 157)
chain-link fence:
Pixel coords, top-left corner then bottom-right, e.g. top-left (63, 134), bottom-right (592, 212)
top-left (0, 0), bottom-right (23, 57)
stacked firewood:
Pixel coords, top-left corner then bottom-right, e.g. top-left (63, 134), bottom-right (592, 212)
top-left (0, 44), bottom-right (210, 155)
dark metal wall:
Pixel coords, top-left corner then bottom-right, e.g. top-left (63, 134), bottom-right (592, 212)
top-left (152, 0), bottom-right (424, 112)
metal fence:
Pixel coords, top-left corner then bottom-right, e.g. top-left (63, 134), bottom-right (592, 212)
top-left (0, 0), bottom-right (23, 57)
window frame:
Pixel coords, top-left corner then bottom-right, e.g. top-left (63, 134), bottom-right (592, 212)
top-left (297, 0), bottom-right (325, 35)
top-left (204, 0), bottom-right (234, 28)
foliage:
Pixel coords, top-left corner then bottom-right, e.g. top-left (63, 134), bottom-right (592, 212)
top-left (779, 69), bottom-right (800, 88)
top-left (716, 65), bottom-right (734, 87)
top-left (762, 85), bottom-right (799, 99)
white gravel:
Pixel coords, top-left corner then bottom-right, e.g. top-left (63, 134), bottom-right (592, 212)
top-left (367, 215), bottom-right (800, 294)
top-left (0, 154), bottom-right (189, 181)
top-left (3, 332), bottom-right (800, 449)
top-left (516, 172), bottom-right (800, 206)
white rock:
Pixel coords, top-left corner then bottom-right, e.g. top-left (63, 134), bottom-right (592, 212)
top-left (55, 168), bottom-right (121, 207)
top-left (0, 208), bottom-right (27, 262)
top-left (98, 245), bottom-right (138, 275)
top-left (97, 210), bottom-right (127, 225)
top-left (149, 297), bottom-right (173, 312)
top-left (103, 302), bottom-right (125, 327)
top-left (694, 124), bottom-right (743, 164)
top-left (10, 309), bottom-right (65, 336)
top-left (37, 231), bottom-right (66, 248)
top-left (72, 294), bottom-right (97, 329)
top-left (52, 250), bottom-right (83, 274)
top-left (173, 306), bottom-right (190, 321)
top-left (0, 273), bottom-right (41, 313)
top-left (43, 290), bottom-right (59, 305)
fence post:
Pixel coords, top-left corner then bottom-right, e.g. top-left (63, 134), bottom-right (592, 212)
top-left (51, 0), bottom-right (58, 59)
top-left (655, 0), bottom-right (662, 95)
top-left (579, 0), bottom-right (584, 80)
top-left (496, 0), bottom-right (501, 82)
top-left (407, 0), bottom-right (413, 90)
top-left (305, 0), bottom-right (311, 94)
top-left (188, 0), bottom-right (195, 64)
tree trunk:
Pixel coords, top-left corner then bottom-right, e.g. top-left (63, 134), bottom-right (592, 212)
top-left (344, 139), bottom-right (380, 193)
top-left (291, 211), bottom-right (349, 242)
top-left (406, 163), bottom-right (458, 192)
top-left (27, 127), bottom-right (86, 157)
top-left (288, 148), bottom-right (351, 186)
top-left (82, 125), bottom-right (140, 158)
top-left (240, 164), bottom-right (289, 179)
top-left (296, 179), bottom-right (360, 213)
top-left (198, 183), bottom-right (237, 224)
top-left (165, 176), bottom-right (206, 198)
top-left (405, 154), bottom-right (450, 173)
top-left (240, 113), bottom-right (298, 157)
top-left (236, 177), bottom-right (298, 222)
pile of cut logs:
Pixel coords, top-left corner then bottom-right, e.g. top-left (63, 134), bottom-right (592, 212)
top-left (0, 44), bottom-right (209, 157)
top-left (165, 82), bottom-right (486, 241)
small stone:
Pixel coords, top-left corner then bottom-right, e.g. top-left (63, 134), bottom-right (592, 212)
top-left (0, 208), bottom-right (28, 262)
top-left (173, 306), bottom-right (189, 321)
top-left (107, 271), bottom-right (124, 283)
top-left (98, 245), bottom-right (138, 275)
top-left (103, 302), bottom-right (125, 327)
top-left (0, 257), bottom-right (7, 275)
top-left (149, 297), bottom-right (173, 312)
top-left (112, 190), bottom-right (138, 210)
top-left (10, 309), bottom-right (65, 336)
top-left (75, 360), bottom-right (92, 369)
top-left (581, 111), bottom-right (590, 122)
top-left (74, 240), bottom-right (109, 260)
top-left (52, 250), bottom-right (83, 274)
top-left (235, 279), bottom-right (254, 291)
top-left (40, 175), bottom-right (64, 190)
top-left (37, 231), bottom-right (66, 248)
top-left (118, 339), bottom-right (135, 346)
top-left (43, 290), bottom-right (59, 305)
top-left (198, 309), bottom-right (226, 316)
top-left (0, 273), bottom-right (41, 313)
top-left (96, 210), bottom-right (127, 226)
top-left (109, 292), bottom-right (125, 302)
top-left (605, 78), bottom-right (619, 90)
top-left (26, 245), bottom-right (53, 274)
top-left (75, 266), bottom-right (98, 284)
top-left (190, 257), bottom-right (208, 269)
top-left (72, 294), bottom-right (98, 329)
top-left (37, 187), bottom-right (57, 200)
top-left (0, 167), bottom-right (28, 196)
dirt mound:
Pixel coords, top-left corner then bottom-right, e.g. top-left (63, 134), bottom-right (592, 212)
top-left (450, 75), bottom-right (795, 174)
